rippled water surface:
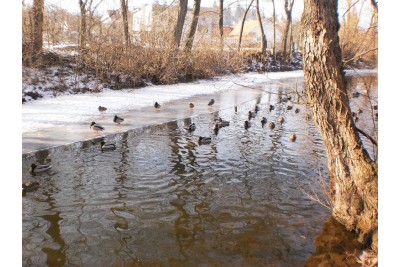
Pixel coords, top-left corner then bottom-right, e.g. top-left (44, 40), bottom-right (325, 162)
top-left (22, 75), bottom-right (377, 266)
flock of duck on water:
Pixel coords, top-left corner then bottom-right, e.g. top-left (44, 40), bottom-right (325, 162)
top-left (24, 96), bottom-right (303, 193)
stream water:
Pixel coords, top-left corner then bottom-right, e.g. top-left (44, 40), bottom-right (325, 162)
top-left (22, 73), bottom-right (377, 266)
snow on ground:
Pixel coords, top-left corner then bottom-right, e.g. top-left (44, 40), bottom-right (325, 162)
top-left (22, 68), bottom-right (377, 134)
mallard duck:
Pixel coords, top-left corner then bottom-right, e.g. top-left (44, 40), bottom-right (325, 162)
top-left (278, 116), bottom-right (284, 124)
top-left (154, 102), bottom-right (161, 109)
top-left (287, 95), bottom-right (292, 101)
top-left (208, 99), bottom-right (215, 106)
top-left (357, 108), bottom-right (363, 114)
top-left (295, 108), bottom-right (300, 114)
top-left (248, 111), bottom-right (256, 119)
top-left (254, 105), bottom-right (260, 112)
top-left (189, 103), bottom-right (194, 109)
top-left (22, 181), bottom-right (40, 193)
top-left (269, 122), bottom-right (275, 129)
top-left (90, 121), bottom-right (105, 134)
top-left (269, 104), bottom-right (275, 112)
top-left (113, 115), bottom-right (124, 125)
top-left (198, 136), bottom-right (212, 144)
top-left (29, 163), bottom-right (52, 173)
top-left (261, 117), bottom-right (267, 126)
top-left (98, 106), bottom-right (107, 112)
top-left (289, 133), bottom-right (297, 142)
top-left (244, 120), bottom-right (251, 129)
top-left (287, 105), bottom-right (293, 111)
top-left (100, 141), bottom-right (116, 151)
top-left (215, 117), bottom-right (230, 127)
top-left (353, 92), bottom-right (360, 98)
top-left (186, 123), bottom-right (196, 132)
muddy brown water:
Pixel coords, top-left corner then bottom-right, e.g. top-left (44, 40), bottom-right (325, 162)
top-left (22, 75), bottom-right (377, 266)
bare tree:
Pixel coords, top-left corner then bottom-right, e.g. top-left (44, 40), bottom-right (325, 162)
top-left (271, 0), bottom-right (276, 60)
top-left (184, 0), bottom-right (201, 51)
top-left (281, 0), bottom-right (294, 60)
top-left (301, 0), bottom-right (377, 251)
top-left (32, 0), bottom-right (44, 55)
top-left (79, 0), bottom-right (87, 48)
top-left (255, 0), bottom-right (266, 54)
top-left (120, 0), bottom-right (130, 45)
top-left (237, 0), bottom-right (254, 51)
top-left (218, 0), bottom-right (223, 50)
top-left (173, 0), bottom-right (188, 47)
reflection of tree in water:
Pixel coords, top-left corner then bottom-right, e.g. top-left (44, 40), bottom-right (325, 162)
top-left (305, 217), bottom-right (362, 267)
top-left (40, 192), bottom-right (66, 267)
top-left (167, 117), bottom-right (220, 263)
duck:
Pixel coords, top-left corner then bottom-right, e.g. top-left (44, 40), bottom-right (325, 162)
top-left (261, 117), bottom-right (267, 126)
top-left (374, 113), bottom-right (378, 120)
top-left (287, 95), bottom-right (292, 101)
top-left (278, 116), bottom-right (284, 124)
top-left (295, 108), bottom-right (300, 114)
top-left (353, 92), bottom-right (360, 98)
top-left (186, 123), bottom-right (196, 132)
top-left (208, 99), bottom-right (215, 106)
top-left (357, 108), bottom-right (363, 114)
top-left (189, 103), bottom-right (194, 109)
top-left (90, 121), bottom-right (105, 134)
top-left (213, 124), bottom-right (220, 135)
top-left (98, 106), bottom-right (107, 112)
top-left (154, 102), bottom-right (161, 109)
top-left (254, 105), bottom-right (260, 112)
top-left (22, 181), bottom-right (40, 193)
top-left (287, 105), bottom-right (293, 111)
top-left (29, 163), bottom-right (52, 173)
top-left (269, 104), bottom-right (275, 112)
top-left (269, 122), bottom-right (275, 130)
top-left (198, 136), bottom-right (212, 144)
top-left (373, 105), bottom-right (378, 110)
top-left (215, 117), bottom-right (230, 127)
top-left (244, 120), bottom-right (251, 129)
top-left (234, 106), bottom-right (238, 112)
top-left (113, 115), bottom-right (124, 126)
top-left (100, 141), bottom-right (116, 151)
top-left (248, 111), bottom-right (256, 119)
top-left (289, 133), bottom-right (297, 142)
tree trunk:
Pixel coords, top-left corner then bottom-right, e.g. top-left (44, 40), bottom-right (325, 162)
top-left (32, 0), bottom-right (44, 55)
top-left (272, 0), bottom-right (276, 60)
top-left (184, 0), bottom-right (201, 51)
top-left (120, 0), bottom-right (130, 46)
top-left (301, 0), bottom-right (378, 250)
top-left (237, 0), bottom-right (254, 51)
top-left (173, 0), bottom-right (188, 47)
top-left (79, 0), bottom-right (87, 49)
top-left (255, 0), bottom-right (266, 54)
top-left (281, 0), bottom-right (294, 60)
top-left (218, 0), bottom-right (223, 51)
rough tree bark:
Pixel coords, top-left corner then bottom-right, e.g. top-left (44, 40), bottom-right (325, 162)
top-left (218, 0), bottom-right (223, 50)
top-left (271, 0), bottom-right (276, 60)
top-left (32, 0), bottom-right (44, 55)
top-left (255, 0), bottom-right (266, 54)
top-left (237, 0), bottom-right (254, 51)
top-left (184, 0), bottom-right (201, 51)
top-left (79, 0), bottom-right (87, 49)
top-left (281, 0), bottom-right (294, 60)
top-left (120, 0), bottom-right (130, 46)
top-left (301, 0), bottom-right (378, 250)
top-left (173, 0), bottom-right (188, 47)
